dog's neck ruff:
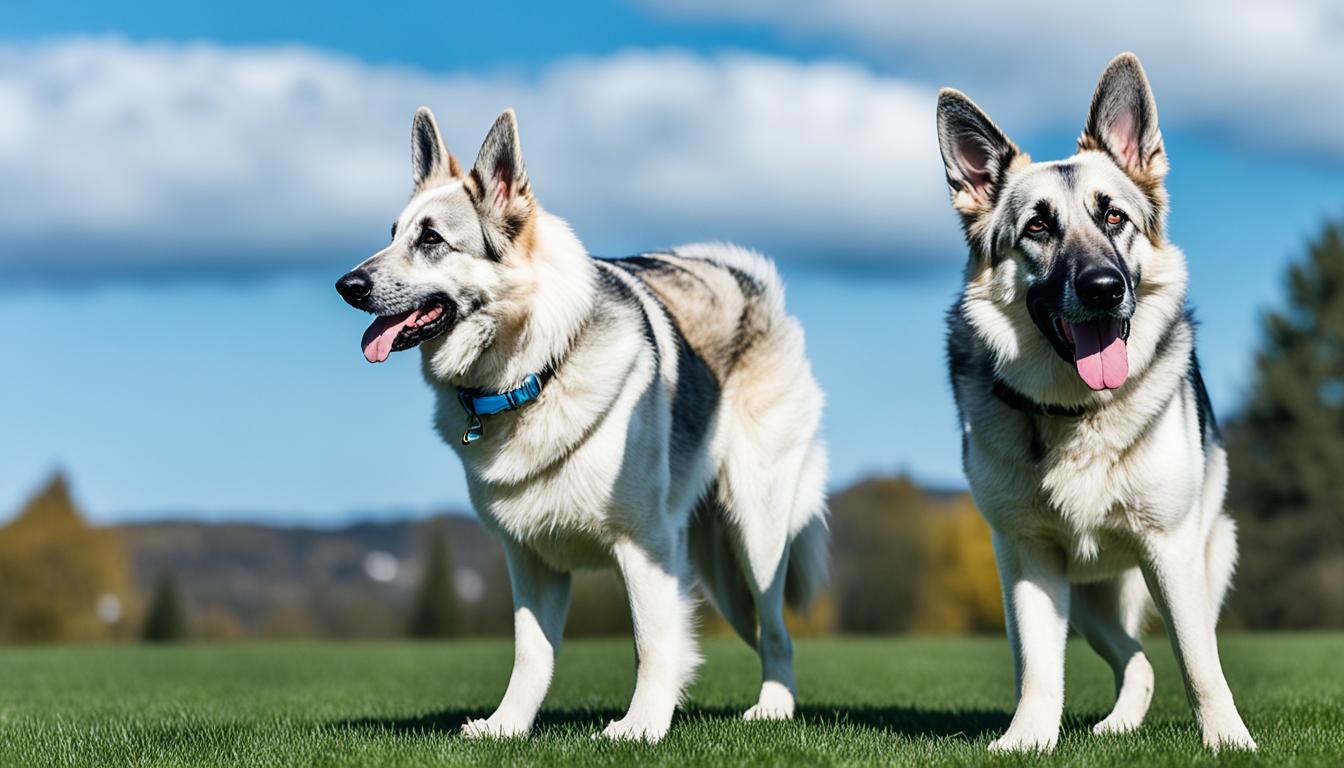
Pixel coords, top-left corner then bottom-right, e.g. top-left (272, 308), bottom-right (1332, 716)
top-left (457, 367), bottom-right (555, 444)
top-left (991, 378), bottom-right (1092, 419)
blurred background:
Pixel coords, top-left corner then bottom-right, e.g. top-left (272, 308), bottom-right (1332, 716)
top-left (2, 1), bottom-right (1341, 643)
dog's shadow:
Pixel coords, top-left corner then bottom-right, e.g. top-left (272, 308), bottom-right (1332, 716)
top-left (336, 704), bottom-right (1024, 741)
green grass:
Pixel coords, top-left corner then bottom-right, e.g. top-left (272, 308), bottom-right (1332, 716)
top-left (0, 634), bottom-right (1340, 767)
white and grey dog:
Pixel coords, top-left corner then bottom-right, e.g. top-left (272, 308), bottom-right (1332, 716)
top-left (336, 108), bottom-right (828, 742)
top-left (938, 54), bottom-right (1255, 752)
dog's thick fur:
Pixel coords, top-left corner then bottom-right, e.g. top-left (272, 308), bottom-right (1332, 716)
top-left (338, 108), bottom-right (828, 742)
top-left (937, 54), bottom-right (1255, 752)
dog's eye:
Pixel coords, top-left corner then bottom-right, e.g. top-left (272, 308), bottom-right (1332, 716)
top-left (419, 228), bottom-right (444, 246)
top-left (1105, 208), bottom-right (1127, 227)
top-left (1025, 217), bottom-right (1048, 236)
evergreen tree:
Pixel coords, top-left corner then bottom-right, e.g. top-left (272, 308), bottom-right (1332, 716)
top-left (142, 570), bottom-right (188, 642)
top-left (1226, 219), bottom-right (1344, 628)
top-left (407, 528), bottom-right (460, 638)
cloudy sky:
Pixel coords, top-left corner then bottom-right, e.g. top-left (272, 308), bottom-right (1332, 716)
top-left (3, 1), bottom-right (1341, 522)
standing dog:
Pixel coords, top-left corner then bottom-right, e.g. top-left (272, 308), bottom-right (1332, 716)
top-left (937, 53), bottom-right (1255, 752)
top-left (336, 108), bottom-right (828, 742)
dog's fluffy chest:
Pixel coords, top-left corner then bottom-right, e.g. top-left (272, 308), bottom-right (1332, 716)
top-left (1038, 419), bottom-right (1135, 531)
top-left (461, 448), bottom-right (631, 571)
top-left (441, 375), bottom-right (685, 572)
top-left (976, 392), bottom-right (1201, 574)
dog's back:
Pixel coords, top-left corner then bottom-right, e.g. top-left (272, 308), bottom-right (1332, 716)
top-left (610, 245), bottom-right (786, 383)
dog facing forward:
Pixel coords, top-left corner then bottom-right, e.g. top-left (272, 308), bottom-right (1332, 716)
top-left (336, 108), bottom-right (828, 742)
top-left (938, 54), bottom-right (1255, 752)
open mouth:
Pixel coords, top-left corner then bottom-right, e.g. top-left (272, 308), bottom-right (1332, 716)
top-left (1046, 313), bottom-right (1131, 391)
top-left (360, 294), bottom-right (456, 364)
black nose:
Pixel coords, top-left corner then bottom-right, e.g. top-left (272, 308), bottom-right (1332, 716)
top-left (336, 270), bottom-right (372, 307)
top-left (1074, 265), bottom-right (1126, 311)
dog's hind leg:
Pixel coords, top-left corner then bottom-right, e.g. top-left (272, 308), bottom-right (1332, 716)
top-left (601, 533), bottom-right (702, 743)
top-left (1071, 570), bottom-right (1155, 735)
top-left (742, 442), bottom-right (828, 721)
top-left (743, 552), bottom-right (796, 720)
top-left (462, 537), bottom-right (572, 738)
top-left (688, 497), bottom-right (758, 646)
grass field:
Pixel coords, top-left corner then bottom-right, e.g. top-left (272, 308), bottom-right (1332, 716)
top-left (0, 634), bottom-right (1339, 767)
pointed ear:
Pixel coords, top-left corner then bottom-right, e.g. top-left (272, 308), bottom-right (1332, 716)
top-left (937, 89), bottom-right (1021, 217)
top-left (469, 109), bottom-right (531, 214)
top-left (1079, 53), bottom-right (1166, 181)
top-left (411, 106), bottom-right (462, 188)
top-left (465, 109), bottom-right (534, 259)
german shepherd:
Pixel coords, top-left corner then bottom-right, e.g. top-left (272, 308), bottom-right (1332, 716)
top-left (335, 109), bottom-right (828, 741)
top-left (938, 53), bottom-right (1255, 752)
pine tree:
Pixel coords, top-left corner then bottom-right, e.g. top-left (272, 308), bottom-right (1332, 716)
top-left (407, 528), bottom-right (460, 638)
top-left (142, 570), bottom-right (188, 642)
top-left (1226, 219), bottom-right (1344, 628)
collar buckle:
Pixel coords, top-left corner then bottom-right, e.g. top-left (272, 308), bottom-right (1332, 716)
top-left (457, 372), bottom-right (547, 445)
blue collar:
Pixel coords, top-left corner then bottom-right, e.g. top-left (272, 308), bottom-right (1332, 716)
top-left (457, 370), bottom-right (550, 444)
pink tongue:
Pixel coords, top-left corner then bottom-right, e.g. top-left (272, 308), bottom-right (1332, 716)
top-left (361, 308), bottom-right (419, 364)
top-left (1069, 318), bottom-right (1129, 390)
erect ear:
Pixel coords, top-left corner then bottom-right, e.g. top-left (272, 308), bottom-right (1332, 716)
top-left (467, 109), bottom-right (534, 257)
top-left (1079, 53), bottom-right (1166, 181)
top-left (411, 106), bottom-right (462, 188)
top-left (937, 88), bottom-right (1021, 217)
top-left (469, 109), bottom-right (532, 214)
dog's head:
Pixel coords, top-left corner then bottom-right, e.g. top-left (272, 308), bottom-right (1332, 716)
top-left (336, 108), bottom-right (537, 372)
top-left (938, 53), bottom-right (1177, 393)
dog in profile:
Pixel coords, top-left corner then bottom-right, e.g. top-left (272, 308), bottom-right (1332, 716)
top-left (335, 108), bottom-right (828, 741)
top-left (938, 53), bottom-right (1255, 752)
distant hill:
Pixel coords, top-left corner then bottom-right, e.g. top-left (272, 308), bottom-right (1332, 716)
top-left (115, 514), bottom-right (514, 638)
top-left (108, 475), bottom-right (1002, 640)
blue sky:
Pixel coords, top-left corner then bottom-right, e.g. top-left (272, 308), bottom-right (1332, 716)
top-left (2, 1), bottom-right (1342, 522)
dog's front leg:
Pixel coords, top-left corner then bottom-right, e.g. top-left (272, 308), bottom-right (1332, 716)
top-left (1141, 521), bottom-right (1256, 751)
top-left (988, 531), bottom-right (1071, 753)
top-left (600, 535), bottom-right (701, 743)
top-left (462, 538), bottom-right (571, 739)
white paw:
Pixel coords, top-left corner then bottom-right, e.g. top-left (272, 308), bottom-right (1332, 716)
top-left (460, 716), bottom-right (529, 739)
top-left (743, 703), bottom-right (794, 721)
top-left (989, 726), bottom-right (1059, 753)
top-left (1204, 720), bottom-right (1257, 752)
top-left (1092, 712), bottom-right (1143, 735)
top-left (744, 681), bottom-right (795, 721)
top-left (1094, 655), bottom-right (1153, 735)
top-left (598, 714), bottom-right (670, 743)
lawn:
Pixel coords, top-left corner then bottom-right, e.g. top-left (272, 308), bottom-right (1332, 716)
top-left (0, 634), bottom-right (1339, 767)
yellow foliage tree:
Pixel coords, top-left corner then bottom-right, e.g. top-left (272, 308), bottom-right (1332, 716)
top-left (830, 475), bottom-right (1004, 634)
top-left (908, 494), bottom-right (1004, 634)
top-left (0, 473), bottom-right (136, 643)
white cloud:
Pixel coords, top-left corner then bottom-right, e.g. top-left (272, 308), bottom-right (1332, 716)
top-left (644, 0), bottom-right (1344, 159)
top-left (0, 38), bottom-right (955, 277)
